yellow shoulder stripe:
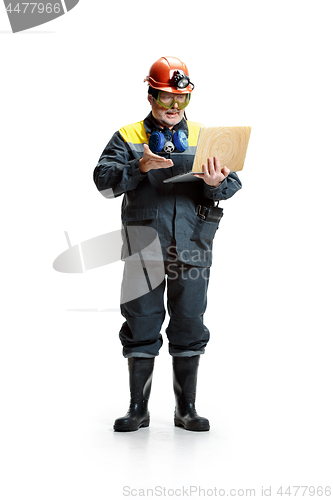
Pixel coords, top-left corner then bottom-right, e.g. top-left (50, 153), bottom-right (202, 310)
top-left (187, 121), bottom-right (203, 147)
top-left (119, 121), bottom-right (148, 144)
top-left (119, 119), bottom-right (202, 147)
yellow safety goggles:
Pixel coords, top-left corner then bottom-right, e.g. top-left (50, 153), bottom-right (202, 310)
top-left (155, 91), bottom-right (191, 110)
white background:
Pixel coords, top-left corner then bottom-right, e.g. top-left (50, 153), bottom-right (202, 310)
top-left (1, 1), bottom-right (332, 498)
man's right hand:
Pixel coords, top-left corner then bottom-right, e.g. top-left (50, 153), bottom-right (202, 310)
top-left (139, 143), bottom-right (174, 173)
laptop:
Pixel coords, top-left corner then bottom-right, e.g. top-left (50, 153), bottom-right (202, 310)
top-left (163, 126), bottom-right (251, 183)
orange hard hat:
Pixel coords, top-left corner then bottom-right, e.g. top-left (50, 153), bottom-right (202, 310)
top-left (144, 56), bottom-right (194, 94)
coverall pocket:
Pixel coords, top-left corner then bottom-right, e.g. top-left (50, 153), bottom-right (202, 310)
top-left (122, 206), bottom-right (160, 258)
top-left (190, 217), bottom-right (219, 246)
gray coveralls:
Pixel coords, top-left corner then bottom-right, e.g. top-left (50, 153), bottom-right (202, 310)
top-left (93, 113), bottom-right (242, 358)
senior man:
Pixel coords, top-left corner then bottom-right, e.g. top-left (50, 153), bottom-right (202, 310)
top-left (93, 56), bottom-right (242, 432)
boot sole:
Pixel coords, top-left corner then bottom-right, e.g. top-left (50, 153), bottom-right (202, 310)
top-left (174, 417), bottom-right (210, 432)
top-left (114, 418), bottom-right (150, 432)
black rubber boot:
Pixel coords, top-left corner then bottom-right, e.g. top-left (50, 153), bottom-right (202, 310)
top-left (114, 357), bottom-right (155, 432)
top-left (173, 356), bottom-right (210, 431)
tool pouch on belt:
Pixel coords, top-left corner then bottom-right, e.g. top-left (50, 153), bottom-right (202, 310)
top-left (196, 201), bottom-right (224, 223)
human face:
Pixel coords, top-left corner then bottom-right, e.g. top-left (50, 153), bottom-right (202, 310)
top-left (148, 91), bottom-right (187, 129)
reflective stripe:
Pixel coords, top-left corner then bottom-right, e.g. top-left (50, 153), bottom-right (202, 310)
top-left (187, 146), bottom-right (198, 156)
top-left (126, 143), bottom-right (145, 153)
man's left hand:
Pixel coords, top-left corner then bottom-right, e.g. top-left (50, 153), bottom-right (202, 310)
top-left (193, 157), bottom-right (230, 187)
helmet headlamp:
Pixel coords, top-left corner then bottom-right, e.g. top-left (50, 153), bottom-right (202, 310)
top-left (172, 70), bottom-right (193, 90)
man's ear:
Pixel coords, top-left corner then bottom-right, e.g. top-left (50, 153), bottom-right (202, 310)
top-left (148, 94), bottom-right (153, 105)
